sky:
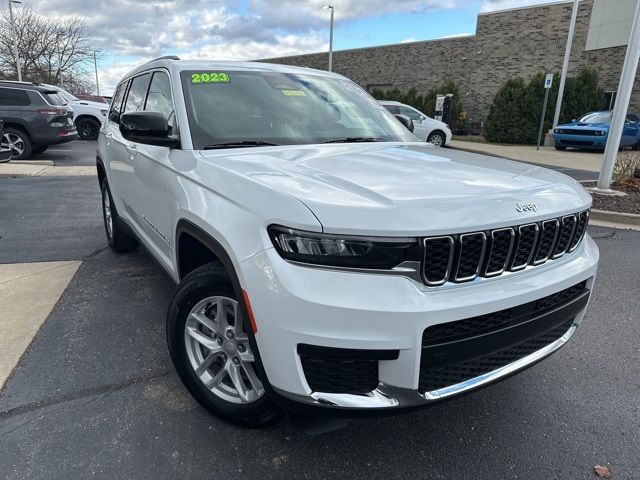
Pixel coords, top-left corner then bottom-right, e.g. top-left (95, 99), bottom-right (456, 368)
top-left (25, 0), bottom-right (566, 94)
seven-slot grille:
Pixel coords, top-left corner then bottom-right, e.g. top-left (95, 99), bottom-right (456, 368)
top-left (422, 210), bottom-right (589, 286)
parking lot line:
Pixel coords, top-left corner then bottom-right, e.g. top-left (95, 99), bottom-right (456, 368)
top-left (0, 261), bottom-right (81, 389)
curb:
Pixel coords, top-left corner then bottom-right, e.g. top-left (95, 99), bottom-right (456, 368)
top-left (590, 209), bottom-right (640, 230)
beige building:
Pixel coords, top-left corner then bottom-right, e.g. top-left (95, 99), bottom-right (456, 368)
top-left (263, 0), bottom-right (640, 131)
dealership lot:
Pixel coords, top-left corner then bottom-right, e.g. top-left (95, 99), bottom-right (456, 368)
top-left (1, 142), bottom-right (639, 479)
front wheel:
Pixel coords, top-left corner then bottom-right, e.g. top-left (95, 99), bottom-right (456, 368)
top-left (167, 262), bottom-right (282, 428)
top-left (77, 117), bottom-right (101, 140)
top-left (427, 130), bottom-right (445, 147)
top-left (555, 145), bottom-right (567, 151)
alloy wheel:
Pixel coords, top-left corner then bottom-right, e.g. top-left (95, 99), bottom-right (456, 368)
top-left (184, 296), bottom-right (264, 404)
top-left (428, 133), bottom-right (444, 147)
top-left (2, 133), bottom-right (25, 157)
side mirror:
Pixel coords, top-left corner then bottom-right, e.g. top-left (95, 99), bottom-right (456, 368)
top-left (571, 119), bottom-right (577, 123)
top-left (395, 114), bottom-right (414, 133)
top-left (119, 111), bottom-right (180, 148)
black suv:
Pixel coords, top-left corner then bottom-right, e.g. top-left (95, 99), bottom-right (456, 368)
top-left (0, 81), bottom-right (77, 160)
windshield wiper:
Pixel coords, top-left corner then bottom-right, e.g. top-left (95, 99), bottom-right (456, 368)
top-left (322, 137), bottom-right (389, 143)
top-left (203, 141), bottom-right (279, 149)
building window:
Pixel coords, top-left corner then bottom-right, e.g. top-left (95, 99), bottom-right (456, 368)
top-left (605, 91), bottom-right (617, 111)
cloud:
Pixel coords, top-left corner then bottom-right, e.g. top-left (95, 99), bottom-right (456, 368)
top-left (480, 0), bottom-right (563, 13)
top-left (23, 0), bottom-right (466, 93)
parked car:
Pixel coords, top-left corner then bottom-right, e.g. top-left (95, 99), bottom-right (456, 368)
top-left (98, 58), bottom-right (598, 428)
top-left (41, 84), bottom-right (108, 140)
top-left (0, 119), bottom-right (11, 163)
top-left (0, 81), bottom-right (77, 160)
top-left (553, 111), bottom-right (640, 150)
top-left (379, 100), bottom-right (452, 146)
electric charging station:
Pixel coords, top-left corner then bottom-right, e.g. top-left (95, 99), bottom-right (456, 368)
top-left (435, 94), bottom-right (454, 125)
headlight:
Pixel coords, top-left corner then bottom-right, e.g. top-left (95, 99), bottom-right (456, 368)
top-left (100, 109), bottom-right (108, 116)
top-left (268, 225), bottom-right (418, 269)
top-left (554, 128), bottom-right (560, 134)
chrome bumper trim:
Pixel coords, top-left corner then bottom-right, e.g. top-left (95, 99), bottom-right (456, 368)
top-left (274, 324), bottom-right (577, 410)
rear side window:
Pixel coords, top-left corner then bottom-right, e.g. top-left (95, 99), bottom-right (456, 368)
top-left (42, 92), bottom-right (67, 106)
top-left (123, 73), bottom-right (150, 114)
top-left (0, 87), bottom-right (30, 106)
top-left (109, 81), bottom-right (128, 123)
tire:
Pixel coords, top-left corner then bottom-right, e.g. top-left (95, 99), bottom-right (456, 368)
top-left (555, 145), bottom-right (567, 151)
top-left (32, 146), bottom-right (48, 155)
top-left (167, 262), bottom-right (282, 428)
top-left (100, 178), bottom-right (139, 252)
top-left (77, 117), bottom-right (101, 140)
top-left (427, 130), bottom-right (445, 147)
top-left (1, 128), bottom-right (32, 160)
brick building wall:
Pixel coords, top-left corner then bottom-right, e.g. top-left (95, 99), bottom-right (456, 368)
top-left (262, 0), bottom-right (640, 129)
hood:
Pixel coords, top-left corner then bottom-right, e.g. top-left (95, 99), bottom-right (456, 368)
top-left (559, 122), bottom-right (609, 129)
top-left (199, 143), bottom-right (591, 236)
top-left (75, 99), bottom-right (107, 108)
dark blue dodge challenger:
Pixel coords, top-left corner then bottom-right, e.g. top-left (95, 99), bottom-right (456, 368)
top-left (553, 111), bottom-right (640, 151)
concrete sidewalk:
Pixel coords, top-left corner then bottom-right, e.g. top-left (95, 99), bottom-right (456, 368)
top-left (0, 160), bottom-right (96, 177)
top-left (450, 140), bottom-right (603, 173)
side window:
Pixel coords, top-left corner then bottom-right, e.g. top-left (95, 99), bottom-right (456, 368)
top-left (383, 104), bottom-right (399, 114)
top-left (108, 81), bottom-right (128, 123)
top-left (123, 73), bottom-right (150, 114)
top-left (398, 106), bottom-right (422, 122)
top-left (144, 71), bottom-right (175, 131)
top-left (0, 87), bottom-right (30, 106)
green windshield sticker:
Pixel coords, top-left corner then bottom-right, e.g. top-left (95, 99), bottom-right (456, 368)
top-left (282, 89), bottom-right (306, 96)
top-left (191, 72), bottom-right (230, 84)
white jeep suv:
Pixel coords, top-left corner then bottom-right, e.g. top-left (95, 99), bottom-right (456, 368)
top-left (97, 57), bottom-right (599, 427)
top-left (42, 84), bottom-right (107, 140)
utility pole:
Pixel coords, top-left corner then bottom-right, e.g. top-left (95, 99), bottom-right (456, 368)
top-left (552, 0), bottom-right (580, 129)
top-left (93, 52), bottom-right (100, 96)
top-left (596, 0), bottom-right (640, 191)
top-left (8, 0), bottom-right (22, 82)
top-left (322, 5), bottom-right (334, 72)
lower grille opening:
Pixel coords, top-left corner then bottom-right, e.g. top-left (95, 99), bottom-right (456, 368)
top-left (298, 345), bottom-right (398, 394)
top-left (419, 281), bottom-right (590, 393)
top-left (419, 318), bottom-right (573, 392)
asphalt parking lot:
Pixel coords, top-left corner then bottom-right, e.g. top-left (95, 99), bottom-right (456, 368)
top-left (0, 141), bottom-right (638, 480)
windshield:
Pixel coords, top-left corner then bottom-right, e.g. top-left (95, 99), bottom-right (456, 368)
top-left (180, 70), bottom-right (415, 148)
top-left (578, 112), bottom-right (611, 124)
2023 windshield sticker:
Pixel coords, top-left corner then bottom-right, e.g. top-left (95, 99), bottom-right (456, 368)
top-left (191, 72), bottom-right (230, 84)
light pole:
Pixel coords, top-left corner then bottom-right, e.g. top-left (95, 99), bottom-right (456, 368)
top-left (8, 0), bottom-right (22, 82)
top-left (596, 0), bottom-right (640, 191)
top-left (93, 51), bottom-right (100, 96)
top-left (552, 0), bottom-right (580, 130)
top-left (322, 5), bottom-right (334, 72)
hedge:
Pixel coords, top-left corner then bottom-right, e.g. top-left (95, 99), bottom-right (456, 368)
top-left (484, 69), bottom-right (607, 144)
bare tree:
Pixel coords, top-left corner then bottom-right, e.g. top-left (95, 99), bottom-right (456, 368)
top-left (0, 6), bottom-right (100, 93)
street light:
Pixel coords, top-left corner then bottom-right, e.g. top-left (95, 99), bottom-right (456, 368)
top-left (8, 0), bottom-right (22, 82)
top-left (322, 5), bottom-right (334, 72)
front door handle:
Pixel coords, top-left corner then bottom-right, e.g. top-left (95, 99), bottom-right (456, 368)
top-left (126, 144), bottom-right (138, 158)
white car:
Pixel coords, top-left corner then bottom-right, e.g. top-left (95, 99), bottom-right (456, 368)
top-left (379, 100), bottom-right (452, 147)
top-left (42, 84), bottom-right (107, 140)
top-left (98, 57), bottom-right (598, 428)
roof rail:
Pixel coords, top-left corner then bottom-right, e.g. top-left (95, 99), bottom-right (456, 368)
top-left (149, 55), bottom-right (180, 62)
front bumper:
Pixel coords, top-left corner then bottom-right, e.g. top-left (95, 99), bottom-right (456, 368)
top-left (553, 133), bottom-right (606, 149)
top-left (241, 235), bottom-right (599, 412)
